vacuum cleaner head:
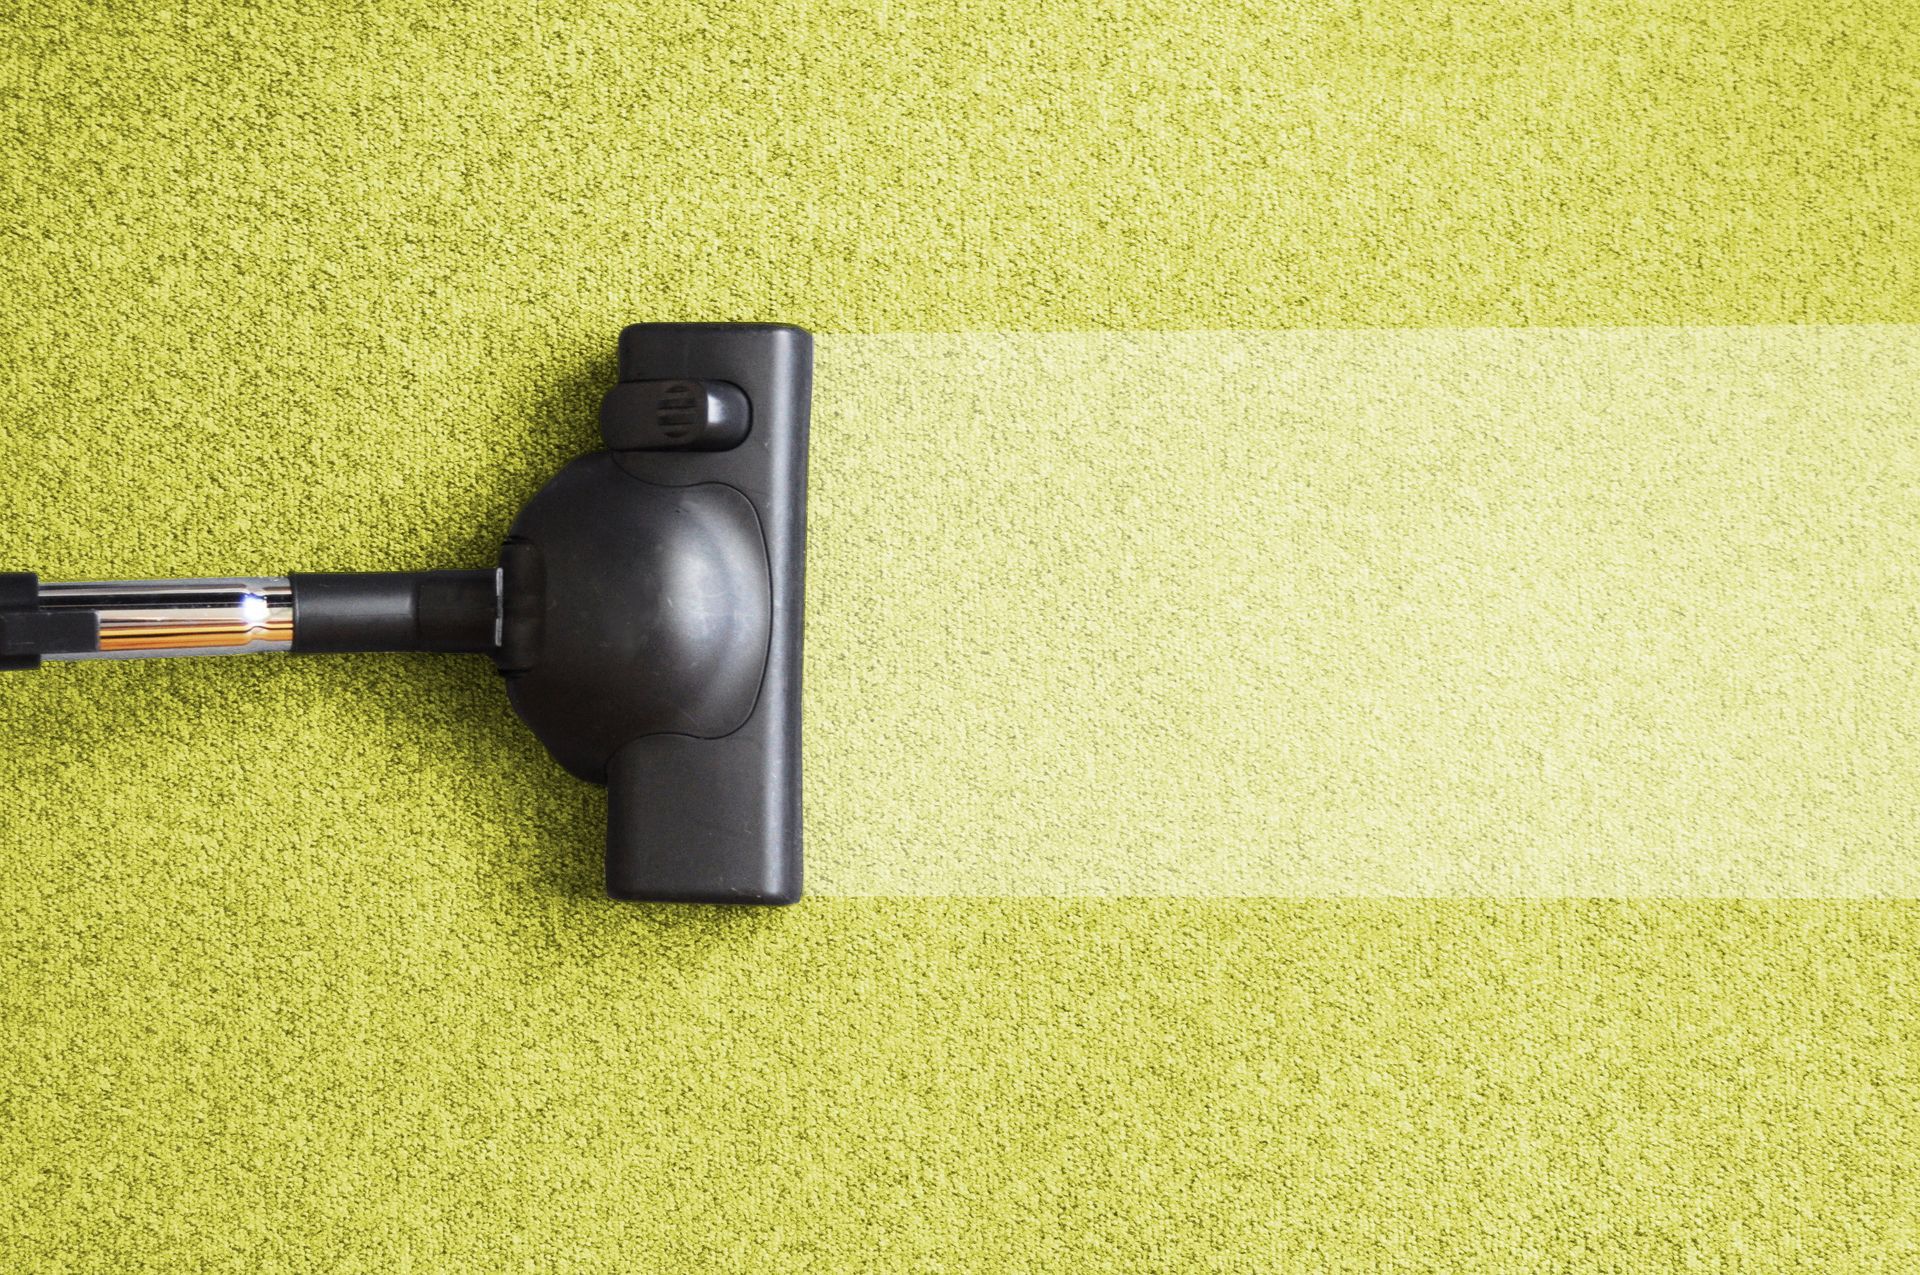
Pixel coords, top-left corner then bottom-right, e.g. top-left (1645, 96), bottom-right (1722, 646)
top-left (1, 323), bottom-right (812, 905)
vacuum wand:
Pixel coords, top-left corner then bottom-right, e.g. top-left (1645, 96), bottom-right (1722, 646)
top-left (31, 578), bottom-right (295, 659)
top-left (18, 572), bottom-right (500, 662)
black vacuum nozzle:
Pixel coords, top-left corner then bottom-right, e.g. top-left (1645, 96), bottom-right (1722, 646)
top-left (508, 323), bottom-right (811, 903)
top-left (2, 323), bottom-right (812, 905)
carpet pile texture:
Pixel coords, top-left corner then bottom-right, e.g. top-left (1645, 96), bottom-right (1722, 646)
top-left (2, 1), bottom-right (1916, 1269)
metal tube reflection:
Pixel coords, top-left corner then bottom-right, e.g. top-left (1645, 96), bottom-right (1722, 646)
top-left (37, 578), bottom-right (294, 659)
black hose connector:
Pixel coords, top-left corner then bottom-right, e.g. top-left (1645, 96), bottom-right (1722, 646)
top-left (0, 572), bottom-right (100, 670)
top-left (289, 571), bottom-right (497, 654)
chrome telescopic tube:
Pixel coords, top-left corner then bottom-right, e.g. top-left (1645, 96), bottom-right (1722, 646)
top-left (35, 578), bottom-right (295, 659)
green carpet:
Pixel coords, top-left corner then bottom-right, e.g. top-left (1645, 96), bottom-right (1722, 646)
top-left (3, 1), bottom-right (1917, 1270)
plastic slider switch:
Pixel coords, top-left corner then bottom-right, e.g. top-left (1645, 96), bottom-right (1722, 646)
top-left (600, 378), bottom-right (750, 452)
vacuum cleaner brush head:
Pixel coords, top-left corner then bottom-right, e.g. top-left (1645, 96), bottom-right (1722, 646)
top-left (1, 323), bottom-right (812, 905)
